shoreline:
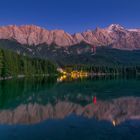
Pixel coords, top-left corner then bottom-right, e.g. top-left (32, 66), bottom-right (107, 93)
top-left (0, 72), bottom-right (139, 81)
top-left (0, 74), bottom-right (58, 81)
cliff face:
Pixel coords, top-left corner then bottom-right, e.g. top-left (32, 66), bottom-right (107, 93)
top-left (0, 24), bottom-right (140, 50)
top-left (0, 97), bottom-right (140, 125)
top-left (0, 25), bottom-right (74, 46)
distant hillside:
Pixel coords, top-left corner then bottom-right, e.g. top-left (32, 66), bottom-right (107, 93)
top-left (0, 39), bottom-right (140, 67)
top-left (0, 47), bottom-right (57, 78)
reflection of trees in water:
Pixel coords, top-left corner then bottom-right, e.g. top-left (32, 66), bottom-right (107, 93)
top-left (0, 77), bottom-right (57, 109)
top-left (0, 76), bottom-right (140, 109)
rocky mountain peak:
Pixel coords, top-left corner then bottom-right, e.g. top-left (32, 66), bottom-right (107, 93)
top-left (0, 24), bottom-right (140, 50)
top-left (107, 24), bottom-right (125, 32)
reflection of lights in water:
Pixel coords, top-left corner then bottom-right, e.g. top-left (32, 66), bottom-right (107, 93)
top-left (112, 119), bottom-right (121, 126)
top-left (57, 75), bottom-right (67, 82)
top-left (93, 96), bottom-right (97, 104)
top-left (57, 68), bottom-right (68, 82)
top-left (112, 120), bottom-right (116, 126)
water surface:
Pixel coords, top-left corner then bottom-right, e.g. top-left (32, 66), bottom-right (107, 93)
top-left (0, 76), bottom-right (140, 140)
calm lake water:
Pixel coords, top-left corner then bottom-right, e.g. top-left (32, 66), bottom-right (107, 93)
top-left (0, 76), bottom-right (140, 140)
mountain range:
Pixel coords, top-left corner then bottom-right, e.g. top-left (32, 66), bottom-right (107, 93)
top-left (0, 24), bottom-right (140, 66)
top-left (0, 24), bottom-right (140, 50)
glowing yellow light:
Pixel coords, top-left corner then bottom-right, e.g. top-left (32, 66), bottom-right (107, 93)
top-left (70, 70), bottom-right (88, 79)
top-left (112, 120), bottom-right (116, 126)
top-left (63, 72), bottom-right (66, 75)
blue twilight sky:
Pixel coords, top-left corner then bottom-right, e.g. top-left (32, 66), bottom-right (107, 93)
top-left (0, 0), bottom-right (140, 33)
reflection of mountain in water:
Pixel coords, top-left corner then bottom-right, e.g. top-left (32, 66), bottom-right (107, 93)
top-left (0, 97), bottom-right (140, 125)
top-left (0, 76), bottom-right (140, 125)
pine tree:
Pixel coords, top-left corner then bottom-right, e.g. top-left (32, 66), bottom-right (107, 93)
top-left (0, 49), bottom-right (3, 76)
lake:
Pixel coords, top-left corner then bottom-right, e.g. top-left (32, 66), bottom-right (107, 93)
top-left (0, 76), bottom-right (140, 140)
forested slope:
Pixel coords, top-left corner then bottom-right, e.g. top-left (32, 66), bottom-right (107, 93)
top-left (0, 48), bottom-right (57, 78)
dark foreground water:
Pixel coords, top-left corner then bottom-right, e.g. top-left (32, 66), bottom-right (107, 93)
top-left (0, 76), bottom-right (140, 140)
